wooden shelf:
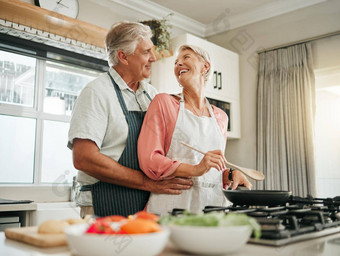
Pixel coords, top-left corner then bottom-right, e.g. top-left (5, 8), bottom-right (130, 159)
top-left (0, 0), bottom-right (108, 48)
top-left (0, 0), bottom-right (172, 60)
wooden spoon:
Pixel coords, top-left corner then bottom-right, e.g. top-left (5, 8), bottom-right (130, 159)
top-left (180, 141), bottom-right (265, 181)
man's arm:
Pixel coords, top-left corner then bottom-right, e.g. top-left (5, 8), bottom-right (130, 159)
top-left (72, 139), bottom-right (192, 194)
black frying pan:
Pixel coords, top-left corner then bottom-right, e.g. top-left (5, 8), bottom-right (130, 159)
top-left (223, 190), bottom-right (292, 206)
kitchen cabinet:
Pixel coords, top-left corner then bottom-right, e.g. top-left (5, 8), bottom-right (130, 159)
top-left (151, 33), bottom-right (241, 138)
top-left (0, 202), bottom-right (80, 231)
top-left (0, 203), bottom-right (37, 230)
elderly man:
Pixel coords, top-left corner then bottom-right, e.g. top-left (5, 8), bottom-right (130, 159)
top-left (68, 22), bottom-right (193, 217)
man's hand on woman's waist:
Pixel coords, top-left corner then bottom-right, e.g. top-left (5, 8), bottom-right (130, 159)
top-left (144, 176), bottom-right (193, 194)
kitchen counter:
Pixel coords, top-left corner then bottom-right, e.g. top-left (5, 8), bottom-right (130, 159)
top-left (1, 232), bottom-right (340, 256)
top-left (0, 203), bottom-right (37, 212)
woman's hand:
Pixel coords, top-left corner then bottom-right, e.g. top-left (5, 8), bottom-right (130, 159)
top-left (223, 169), bottom-right (253, 190)
top-left (192, 150), bottom-right (227, 176)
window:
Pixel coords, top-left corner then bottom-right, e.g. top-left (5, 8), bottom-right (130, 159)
top-left (44, 62), bottom-right (98, 116)
top-left (0, 51), bottom-right (36, 107)
top-left (0, 115), bottom-right (36, 183)
top-left (314, 67), bottom-right (340, 197)
top-left (41, 120), bottom-right (73, 183)
top-left (0, 40), bottom-right (106, 185)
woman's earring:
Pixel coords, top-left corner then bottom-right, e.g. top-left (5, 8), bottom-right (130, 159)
top-left (204, 72), bottom-right (208, 81)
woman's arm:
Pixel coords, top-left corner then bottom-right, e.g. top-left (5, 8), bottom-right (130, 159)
top-left (138, 94), bottom-right (181, 180)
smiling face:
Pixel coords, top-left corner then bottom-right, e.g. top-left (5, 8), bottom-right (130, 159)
top-left (126, 38), bottom-right (156, 81)
top-left (174, 49), bottom-right (209, 87)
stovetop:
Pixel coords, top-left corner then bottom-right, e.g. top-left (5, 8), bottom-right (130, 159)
top-left (170, 196), bottom-right (340, 246)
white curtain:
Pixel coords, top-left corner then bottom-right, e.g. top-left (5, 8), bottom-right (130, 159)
top-left (257, 43), bottom-right (316, 197)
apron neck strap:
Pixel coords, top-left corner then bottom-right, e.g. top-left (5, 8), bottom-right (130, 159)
top-left (107, 72), bottom-right (152, 115)
top-left (143, 90), bottom-right (152, 102)
top-left (108, 72), bottom-right (129, 116)
top-left (179, 93), bottom-right (185, 110)
top-left (205, 98), bottom-right (215, 117)
top-left (180, 93), bottom-right (215, 118)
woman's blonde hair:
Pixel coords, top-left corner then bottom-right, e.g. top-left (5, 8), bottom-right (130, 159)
top-left (177, 44), bottom-right (213, 82)
top-left (105, 22), bottom-right (153, 66)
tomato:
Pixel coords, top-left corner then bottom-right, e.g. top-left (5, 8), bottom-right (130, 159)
top-left (86, 220), bottom-right (115, 234)
top-left (85, 212), bottom-right (160, 235)
top-left (97, 215), bottom-right (126, 222)
top-left (133, 211), bottom-right (160, 222)
top-left (116, 229), bottom-right (127, 234)
top-left (120, 218), bottom-right (161, 234)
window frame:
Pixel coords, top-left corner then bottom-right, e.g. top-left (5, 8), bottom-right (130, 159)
top-left (0, 34), bottom-right (108, 190)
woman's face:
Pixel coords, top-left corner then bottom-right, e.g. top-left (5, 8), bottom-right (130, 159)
top-left (174, 49), bottom-right (208, 86)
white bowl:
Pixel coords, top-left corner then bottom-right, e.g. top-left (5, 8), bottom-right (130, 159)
top-left (169, 225), bottom-right (251, 255)
top-left (65, 223), bottom-right (170, 256)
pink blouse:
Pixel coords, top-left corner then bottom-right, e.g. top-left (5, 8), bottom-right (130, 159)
top-left (137, 93), bottom-right (229, 180)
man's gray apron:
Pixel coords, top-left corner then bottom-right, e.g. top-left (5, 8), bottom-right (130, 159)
top-left (81, 72), bottom-right (151, 217)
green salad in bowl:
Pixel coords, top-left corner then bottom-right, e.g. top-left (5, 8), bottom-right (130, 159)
top-left (160, 212), bottom-right (261, 255)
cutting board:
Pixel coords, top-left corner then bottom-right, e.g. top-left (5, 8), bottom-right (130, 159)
top-left (5, 226), bottom-right (67, 248)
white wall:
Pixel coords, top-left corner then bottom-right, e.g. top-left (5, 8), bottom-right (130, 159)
top-left (206, 0), bottom-right (340, 190)
top-left (313, 33), bottom-right (340, 69)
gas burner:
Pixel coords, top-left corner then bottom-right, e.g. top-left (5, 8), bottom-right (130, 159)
top-left (170, 195), bottom-right (340, 246)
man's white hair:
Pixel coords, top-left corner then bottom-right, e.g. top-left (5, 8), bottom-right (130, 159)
top-left (105, 22), bottom-right (153, 66)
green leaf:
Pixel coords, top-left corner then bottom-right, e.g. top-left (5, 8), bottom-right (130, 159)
top-left (159, 211), bottom-right (261, 239)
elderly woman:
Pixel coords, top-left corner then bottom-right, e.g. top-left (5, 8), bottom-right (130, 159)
top-left (68, 22), bottom-right (193, 218)
top-left (138, 44), bottom-right (252, 215)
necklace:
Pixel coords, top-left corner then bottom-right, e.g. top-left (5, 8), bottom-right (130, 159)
top-left (185, 97), bottom-right (206, 116)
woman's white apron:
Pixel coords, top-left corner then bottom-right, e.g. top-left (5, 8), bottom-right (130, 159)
top-left (147, 94), bottom-right (229, 215)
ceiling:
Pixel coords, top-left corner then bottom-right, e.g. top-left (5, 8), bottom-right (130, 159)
top-left (106, 0), bottom-right (327, 37)
top-left (148, 0), bottom-right (277, 24)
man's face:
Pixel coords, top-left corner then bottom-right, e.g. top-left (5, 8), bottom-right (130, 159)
top-left (126, 38), bottom-right (156, 81)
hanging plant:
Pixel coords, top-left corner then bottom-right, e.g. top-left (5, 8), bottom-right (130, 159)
top-left (141, 13), bottom-right (173, 54)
